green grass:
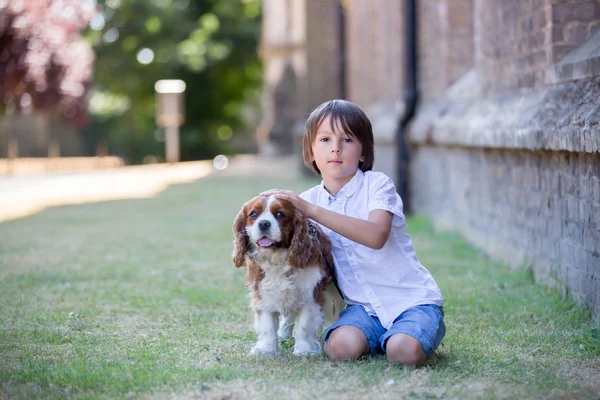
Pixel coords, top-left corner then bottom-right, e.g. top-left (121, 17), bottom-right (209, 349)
top-left (1, 171), bottom-right (599, 399)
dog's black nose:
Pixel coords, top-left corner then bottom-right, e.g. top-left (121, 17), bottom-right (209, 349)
top-left (258, 220), bottom-right (271, 231)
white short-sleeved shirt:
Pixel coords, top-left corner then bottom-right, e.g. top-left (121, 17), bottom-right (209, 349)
top-left (301, 169), bottom-right (443, 329)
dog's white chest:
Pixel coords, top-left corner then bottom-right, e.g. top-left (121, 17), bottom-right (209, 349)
top-left (257, 262), bottom-right (323, 314)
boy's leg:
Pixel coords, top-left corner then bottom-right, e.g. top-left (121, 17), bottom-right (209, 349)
top-left (324, 326), bottom-right (369, 360)
top-left (323, 305), bottom-right (385, 361)
top-left (385, 333), bottom-right (427, 365)
top-left (381, 304), bottom-right (445, 366)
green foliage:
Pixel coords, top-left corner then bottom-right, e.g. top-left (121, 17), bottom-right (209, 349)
top-left (83, 0), bottom-right (262, 163)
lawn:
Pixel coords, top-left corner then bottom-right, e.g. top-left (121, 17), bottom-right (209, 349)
top-left (1, 167), bottom-right (599, 399)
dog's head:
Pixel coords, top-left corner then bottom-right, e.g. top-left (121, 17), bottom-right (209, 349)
top-left (232, 195), bottom-right (313, 269)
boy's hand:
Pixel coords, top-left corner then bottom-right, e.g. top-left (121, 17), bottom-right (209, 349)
top-left (260, 189), bottom-right (315, 218)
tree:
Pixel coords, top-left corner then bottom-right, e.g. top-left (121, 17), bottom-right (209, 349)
top-left (83, 0), bottom-right (262, 164)
top-left (0, 0), bottom-right (96, 126)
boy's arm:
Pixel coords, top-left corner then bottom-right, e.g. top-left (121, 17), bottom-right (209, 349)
top-left (310, 205), bottom-right (392, 250)
top-left (261, 189), bottom-right (392, 249)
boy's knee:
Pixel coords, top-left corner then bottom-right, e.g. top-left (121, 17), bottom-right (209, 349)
top-left (385, 333), bottom-right (427, 366)
top-left (324, 326), bottom-right (369, 361)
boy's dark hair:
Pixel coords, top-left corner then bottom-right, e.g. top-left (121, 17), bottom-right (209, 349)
top-left (302, 99), bottom-right (374, 176)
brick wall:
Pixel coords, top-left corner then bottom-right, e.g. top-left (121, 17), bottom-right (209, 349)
top-left (446, 0), bottom-right (475, 86)
top-left (417, 0), bottom-right (600, 97)
top-left (549, 0), bottom-right (600, 63)
top-left (410, 0), bottom-right (600, 323)
top-left (417, 1), bottom-right (447, 102)
top-left (410, 146), bottom-right (600, 323)
top-left (418, 0), bottom-right (475, 102)
top-left (474, 0), bottom-right (548, 92)
top-left (470, 0), bottom-right (600, 94)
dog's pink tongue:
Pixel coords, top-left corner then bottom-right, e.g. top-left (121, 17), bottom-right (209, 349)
top-left (258, 238), bottom-right (275, 247)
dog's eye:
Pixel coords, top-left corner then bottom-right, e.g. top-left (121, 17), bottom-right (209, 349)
top-left (250, 211), bottom-right (258, 219)
top-left (275, 211), bottom-right (285, 218)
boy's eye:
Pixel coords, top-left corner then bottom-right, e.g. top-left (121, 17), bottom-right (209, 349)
top-left (320, 137), bottom-right (329, 142)
top-left (343, 137), bottom-right (353, 143)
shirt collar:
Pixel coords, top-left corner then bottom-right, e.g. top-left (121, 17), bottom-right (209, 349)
top-left (317, 169), bottom-right (364, 203)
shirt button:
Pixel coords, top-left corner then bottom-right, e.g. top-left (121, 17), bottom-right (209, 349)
top-left (356, 273), bottom-right (361, 278)
top-left (347, 250), bottom-right (352, 256)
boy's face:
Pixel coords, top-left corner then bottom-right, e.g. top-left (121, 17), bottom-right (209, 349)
top-left (311, 115), bottom-right (364, 184)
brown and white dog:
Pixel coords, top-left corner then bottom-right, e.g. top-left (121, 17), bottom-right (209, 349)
top-left (232, 195), bottom-right (343, 356)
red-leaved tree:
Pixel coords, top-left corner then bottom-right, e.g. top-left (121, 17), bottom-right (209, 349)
top-left (0, 0), bottom-right (96, 126)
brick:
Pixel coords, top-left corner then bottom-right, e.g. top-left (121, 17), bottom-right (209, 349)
top-left (583, 225), bottom-right (600, 250)
top-left (523, 169), bottom-right (540, 190)
top-left (561, 176), bottom-right (580, 197)
top-left (563, 220), bottom-right (584, 242)
top-left (552, 1), bottom-right (600, 23)
top-left (547, 25), bottom-right (565, 43)
top-left (551, 44), bottom-right (576, 62)
top-left (565, 23), bottom-right (589, 45)
top-left (589, 21), bottom-right (600, 35)
top-left (533, 10), bottom-right (547, 31)
top-left (579, 201), bottom-right (594, 224)
top-left (531, 32), bottom-right (546, 49)
top-left (539, 169), bottom-right (551, 191)
top-left (592, 203), bottom-right (600, 226)
top-left (561, 240), bottom-right (578, 266)
top-left (550, 216), bottom-right (563, 237)
top-left (567, 196), bottom-right (580, 220)
top-left (590, 250), bottom-right (600, 272)
top-left (534, 69), bottom-right (546, 86)
top-left (591, 178), bottom-right (600, 202)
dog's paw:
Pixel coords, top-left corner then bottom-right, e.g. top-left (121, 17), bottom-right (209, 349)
top-left (293, 339), bottom-right (322, 356)
top-left (249, 342), bottom-right (280, 356)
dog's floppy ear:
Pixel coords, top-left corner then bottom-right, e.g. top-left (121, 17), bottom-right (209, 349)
top-left (319, 227), bottom-right (335, 278)
top-left (288, 210), bottom-right (312, 269)
top-left (232, 205), bottom-right (249, 268)
top-left (319, 229), bottom-right (337, 290)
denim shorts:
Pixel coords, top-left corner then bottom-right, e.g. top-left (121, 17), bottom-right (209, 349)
top-left (324, 304), bottom-right (445, 357)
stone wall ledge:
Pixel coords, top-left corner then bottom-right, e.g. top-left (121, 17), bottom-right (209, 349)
top-left (409, 76), bottom-right (600, 153)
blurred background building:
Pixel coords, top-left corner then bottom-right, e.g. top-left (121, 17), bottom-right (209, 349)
top-left (1, 0), bottom-right (263, 170)
top-left (259, 0), bottom-right (600, 323)
top-left (0, 0), bottom-right (95, 163)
